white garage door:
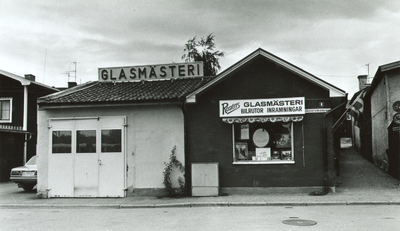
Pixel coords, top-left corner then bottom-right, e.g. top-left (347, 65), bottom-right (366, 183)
top-left (48, 117), bottom-right (126, 197)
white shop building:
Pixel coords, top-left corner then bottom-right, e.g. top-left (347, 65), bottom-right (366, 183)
top-left (36, 62), bottom-right (209, 197)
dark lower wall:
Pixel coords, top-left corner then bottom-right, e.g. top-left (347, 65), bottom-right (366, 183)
top-left (183, 56), bottom-right (344, 189)
top-left (185, 101), bottom-right (327, 188)
top-left (0, 132), bottom-right (24, 182)
top-left (27, 93), bottom-right (38, 158)
top-left (388, 123), bottom-right (400, 180)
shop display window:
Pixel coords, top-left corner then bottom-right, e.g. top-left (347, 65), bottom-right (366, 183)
top-left (233, 122), bottom-right (294, 164)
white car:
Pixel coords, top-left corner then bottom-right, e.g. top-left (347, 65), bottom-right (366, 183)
top-left (10, 156), bottom-right (37, 191)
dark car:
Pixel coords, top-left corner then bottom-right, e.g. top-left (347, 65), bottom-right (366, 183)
top-left (10, 156), bottom-right (37, 191)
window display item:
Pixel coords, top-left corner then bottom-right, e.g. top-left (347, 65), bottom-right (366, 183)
top-left (235, 142), bottom-right (248, 160)
top-left (256, 148), bottom-right (271, 161)
top-left (253, 128), bottom-right (270, 147)
top-left (240, 124), bottom-right (249, 140)
top-left (275, 133), bottom-right (291, 148)
top-left (272, 151), bottom-right (280, 159)
top-left (281, 150), bottom-right (292, 160)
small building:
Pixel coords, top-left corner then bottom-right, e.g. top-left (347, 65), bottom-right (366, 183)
top-left (184, 49), bottom-right (347, 194)
top-left (0, 70), bottom-right (58, 181)
top-left (37, 62), bottom-right (210, 197)
top-left (37, 49), bottom-right (347, 198)
top-left (353, 61), bottom-right (400, 179)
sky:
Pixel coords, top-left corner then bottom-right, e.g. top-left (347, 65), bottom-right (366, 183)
top-left (1, 0), bottom-right (400, 98)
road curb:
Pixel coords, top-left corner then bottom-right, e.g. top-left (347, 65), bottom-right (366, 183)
top-left (119, 204), bottom-right (155, 209)
top-left (267, 202), bottom-right (307, 206)
top-left (228, 202), bottom-right (268, 206)
top-left (154, 203), bottom-right (191, 208)
top-left (0, 204), bottom-right (121, 209)
top-left (2, 201), bottom-right (400, 209)
top-left (191, 202), bottom-right (230, 207)
top-left (306, 201), bottom-right (347, 206)
top-left (346, 201), bottom-right (389, 205)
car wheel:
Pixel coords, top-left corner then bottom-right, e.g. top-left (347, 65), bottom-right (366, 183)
top-left (22, 184), bottom-right (35, 192)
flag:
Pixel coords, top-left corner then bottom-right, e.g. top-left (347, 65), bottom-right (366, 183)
top-left (347, 89), bottom-right (366, 127)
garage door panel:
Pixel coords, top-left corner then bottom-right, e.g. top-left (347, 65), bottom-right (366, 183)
top-left (99, 153), bottom-right (125, 197)
top-left (74, 153), bottom-right (99, 197)
top-left (48, 117), bottom-right (126, 198)
top-left (48, 154), bottom-right (74, 197)
top-left (98, 118), bottom-right (125, 197)
top-left (48, 120), bottom-right (74, 197)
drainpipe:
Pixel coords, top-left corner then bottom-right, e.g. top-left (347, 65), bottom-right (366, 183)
top-left (321, 112), bottom-right (330, 195)
top-left (23, 85), bottom-right (28, 164)
top-left (384, 75), bottom-right (391, 127)
top-left (180, 100), bottom-right (189, 195)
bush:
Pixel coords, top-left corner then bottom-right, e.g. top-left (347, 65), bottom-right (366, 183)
top-left (163, 146), bottom-right (187, 197)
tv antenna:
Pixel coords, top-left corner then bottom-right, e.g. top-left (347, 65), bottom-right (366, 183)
top-left (62, 61), bottom-right (78, 82)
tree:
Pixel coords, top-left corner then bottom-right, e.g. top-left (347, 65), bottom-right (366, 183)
top-left (181, 33), bottom-right (225, 76)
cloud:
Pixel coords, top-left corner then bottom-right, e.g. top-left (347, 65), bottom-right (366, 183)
top-left (1, 0), bottom-right (400, 96)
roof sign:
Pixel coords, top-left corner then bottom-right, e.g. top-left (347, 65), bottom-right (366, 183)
top-left (99, 62), bottom-right (204, 82)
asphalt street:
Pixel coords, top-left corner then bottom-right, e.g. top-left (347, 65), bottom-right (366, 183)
top-left (2, 205), bottom-right (400, 231)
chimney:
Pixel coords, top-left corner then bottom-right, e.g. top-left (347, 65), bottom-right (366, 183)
top-left (357, 75), bottom-right (370, 90)
top-left (24, 74), bottom-right (35, 81)
top-left (68, 82), bottom-right (77, 88)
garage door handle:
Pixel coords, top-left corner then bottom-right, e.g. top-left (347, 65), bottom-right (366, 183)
top-left (98, 159), bottom-right (102, 166)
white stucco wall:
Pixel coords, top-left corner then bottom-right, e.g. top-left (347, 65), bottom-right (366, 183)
top-left (370, 76), bottom-right (389, 171)
top-left (37, 110), bottom-right (49, 196)
top-left (129, 105), bottom-right (184, 189)
top-left (37, 104), bottom-right (184, 197)
top-left (387, 70), bottom-right (400, 123)
top-left (369, 69), bottom-right (400, 173)
top-left (353, 124), bottom-right (361, 150)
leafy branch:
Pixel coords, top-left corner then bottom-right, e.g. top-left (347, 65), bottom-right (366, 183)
top-left (163, 146), bottom-right (187, 197)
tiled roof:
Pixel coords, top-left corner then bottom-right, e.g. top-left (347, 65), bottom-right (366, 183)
top-left (39, 77), bottom-right (213, 105)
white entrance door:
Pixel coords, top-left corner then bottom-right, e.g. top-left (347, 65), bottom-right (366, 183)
top-left (98, 117), bottom-right (125, 197)
top-left (48, 120), bottom-right (74, 197)
top-left (74, 119), bottom-right (99, 197)
top-left (48, 117), bottom-right (126, 197)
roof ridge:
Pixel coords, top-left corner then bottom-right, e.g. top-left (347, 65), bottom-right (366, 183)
top-left (0, 69), bottom-right (58, 91)
top-left (185, 48), bottom-right (346, 103)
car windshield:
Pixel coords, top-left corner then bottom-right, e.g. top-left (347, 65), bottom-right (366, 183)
top-left (26, 156), bottom-right (37, 165)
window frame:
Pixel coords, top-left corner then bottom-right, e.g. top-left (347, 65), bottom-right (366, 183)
top-left (76, 129), bottom-right (97, 153)
top-left (52, 130), bottom-right (72, 154)
top-left (0, 98), bottom-right (12, 123)
top-left (231, 122), bottom-right (295, 165)
top-left (101, 129), bottom-right (122, 153)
